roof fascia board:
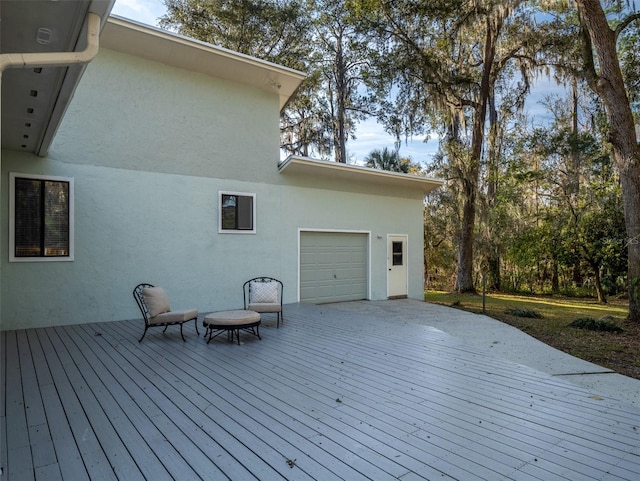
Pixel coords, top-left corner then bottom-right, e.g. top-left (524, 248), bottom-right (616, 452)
top-left (103, 16), bottom-right (306, 110)
top-left (278, 155), bottom-right (444, 194)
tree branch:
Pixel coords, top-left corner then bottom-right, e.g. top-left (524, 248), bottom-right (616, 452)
top-left (578, 13), bottom-right (599, 93)
top-left (614, 12), bottom-right (640, 40)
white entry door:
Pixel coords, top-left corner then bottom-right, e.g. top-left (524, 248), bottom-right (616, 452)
top-left (387, 235), bottom-right (408, 298)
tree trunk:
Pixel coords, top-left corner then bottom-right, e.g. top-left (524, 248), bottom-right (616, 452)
top-left (572, 259), bottom-right (583, 287)
top-left (455, 181), bottom-right (478, 292)
top-left (569, 78), bottom-right (581, 200)
top-left (589, 259), bottom-right (607, 304)
top-left (576, 0), bottom-right (640, 321)
top-left (552, 259), bottom-right (559, 294)
top-left (486, 90), bottom-right (501, 291)
top-left (335, 29), bottom-right (348, 164)
top-left (569, 79), bottom-right (583, 290)
top-left (455, 18), bottom-right (498, 293)
top-left (620, 172), bottom-right (640, 317)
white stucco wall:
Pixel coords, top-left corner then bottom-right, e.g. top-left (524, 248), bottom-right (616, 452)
top-left (279, 184), bottom-right (424, 301)
top-left (54, 49), bottom-right (282, 183)
top-left (1, 155), bottom-right (424, 329)
top-left (1, 48), bottom-right (426, 331)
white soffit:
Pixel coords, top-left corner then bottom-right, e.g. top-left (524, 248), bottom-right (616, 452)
top-left (101, 16), bottom-right (306, 111)
top-left (279, 156), bottom-right (444, 195)
top-left (0, 0), bottom-right (114, 155)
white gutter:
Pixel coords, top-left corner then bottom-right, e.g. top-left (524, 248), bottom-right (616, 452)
top-left (0, 12), bottom-right (101, 72)
top-left (0, 12), bottom-right (101, 316)
top-left (0, 11), bottom-right (100, 157)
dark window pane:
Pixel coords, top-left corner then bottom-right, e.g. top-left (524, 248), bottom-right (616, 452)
top-left (237, 195), bottom-right (253, 230)
top-left (221, 194), bottom-right (237, 229)
top-left (14, 177), bottom-right (70, 257)
top-left (392, 241), bottom-right (403, 266)
top-left (15, 178), bottom-right (43, 257)
top-left (221, 193), bottom-right (253, 231)
top-left (44, 181), bottom-right (69, 256)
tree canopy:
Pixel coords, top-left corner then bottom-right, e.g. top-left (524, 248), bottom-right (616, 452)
top-left (161, 0), bottom-right (640, 320)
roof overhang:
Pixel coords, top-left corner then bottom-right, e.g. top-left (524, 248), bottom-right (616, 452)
top-left (0, 0), bottom-right (114, 156)
top-left (101, 16), bottom-right (306, 111)
top-left (278, 155), bottom-right (444, 196)
top-left (1, 5), bottom-right (305, 157)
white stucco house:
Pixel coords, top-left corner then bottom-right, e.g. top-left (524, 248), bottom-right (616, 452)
top-left (0, 1), bottom-right (442, 331)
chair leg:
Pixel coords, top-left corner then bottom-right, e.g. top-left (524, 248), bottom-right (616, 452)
top-left (138, 325), bottom-right (148, 342)
top-left (194, 318), bottom-right (200, 336)
top-left (179, 323), bottom-right (186, 342)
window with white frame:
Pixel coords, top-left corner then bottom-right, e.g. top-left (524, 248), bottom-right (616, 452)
top-left (218, 191), bottom-right (256, 233)
top-left (9, 173), bottom-right (74, 261)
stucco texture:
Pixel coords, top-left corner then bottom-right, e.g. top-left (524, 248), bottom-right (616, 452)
top-left (1, 48), bottom-right (427, 331)
top-left (2, 154), bottom-right (424, 329)
top-left (54, 49), bottom-right (281, 183)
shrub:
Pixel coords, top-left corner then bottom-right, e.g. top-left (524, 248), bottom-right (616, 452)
top-left (505, 308), bottom-right (543, 319)
top-left (568, 317), bottom-right (623, 333)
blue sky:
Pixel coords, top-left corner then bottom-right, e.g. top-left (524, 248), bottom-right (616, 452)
top-left (110, 0), bottom-right (562, 167)
top-left (110, 0), bottom-right (439, 165)
top-left (111, 0), bottom-right (165, 26)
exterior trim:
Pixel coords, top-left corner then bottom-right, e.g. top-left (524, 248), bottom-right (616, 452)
top-left (103, 16), bottom-right (306, 111)
top-left (9, 172), bottom-right (75, 262)
top-left (218, 191), bottom-right (257, 234)
top-left (279, 155), bottom-right (443, 195)
top-left (297, 228), bottom-right (372, 302)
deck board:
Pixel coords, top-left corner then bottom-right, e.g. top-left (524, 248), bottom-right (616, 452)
top-left (38, 327), bottom-right (117, 481)
top-left (5, 331), bottom-right (33, 481)
top-left (57, 330), bottom-right (173, 481)
top-left (102, 318), bottom-right (379, 480)
top-left (2, 302), bottom-right (640, 480)
top-left (64, 324), bottom-right (228, 481)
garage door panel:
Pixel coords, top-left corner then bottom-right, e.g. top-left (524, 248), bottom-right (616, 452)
top-left (314, 269), bottom-right (336, 282)
top-left (300, 232), bottom-right (368, 303)
top-left (335, 266), bottom-right (365, 278)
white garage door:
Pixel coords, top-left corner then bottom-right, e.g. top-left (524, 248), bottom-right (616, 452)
top-left (300, 232), bottom-right (368, 303)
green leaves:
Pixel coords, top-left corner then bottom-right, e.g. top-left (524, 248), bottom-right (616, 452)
top-left (568, 317), bottom-right (623, 332)
top-left (161, 0), bottom-right (312, 69)
top-left (364, 147), bottom-right (419, 173)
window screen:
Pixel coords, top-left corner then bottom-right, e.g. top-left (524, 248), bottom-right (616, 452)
top-left (220, 192), bottom-right (255, 232)
top-left (12, 174), bottom-right (72, 259)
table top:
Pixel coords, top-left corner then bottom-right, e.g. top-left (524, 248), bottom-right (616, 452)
top-left (203, 309), bottom-right (260, 325)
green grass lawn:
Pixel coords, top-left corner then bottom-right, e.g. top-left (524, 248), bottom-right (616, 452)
top-left (424, 291), bottom-right (640, 380)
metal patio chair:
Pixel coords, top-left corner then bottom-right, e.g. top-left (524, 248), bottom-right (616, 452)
top-left (243, 277), bottom-right (283, 328)
top-left (133, 283), bottom-right (199, 342)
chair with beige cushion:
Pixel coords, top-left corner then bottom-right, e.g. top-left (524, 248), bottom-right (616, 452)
top-left (243, 277), bottom-right (283, 327)
top-left (133, 283), bottom-right (199, 342)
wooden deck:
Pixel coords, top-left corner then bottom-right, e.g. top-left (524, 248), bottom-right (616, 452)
top-left (2, 302), bottom-right (639, 480)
